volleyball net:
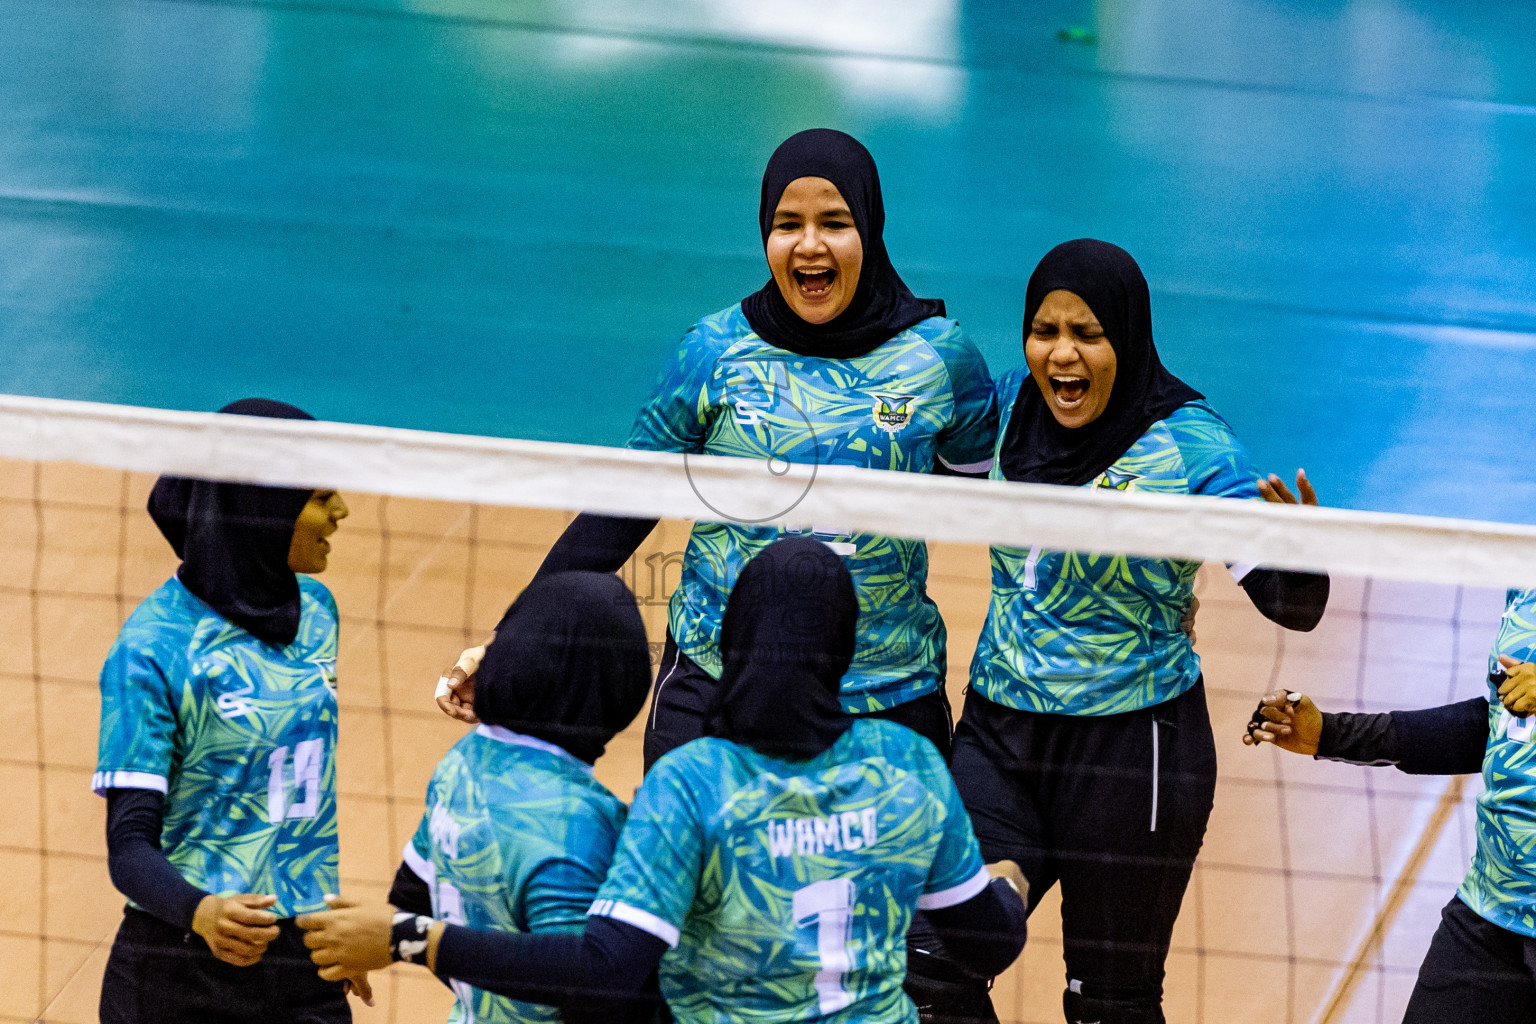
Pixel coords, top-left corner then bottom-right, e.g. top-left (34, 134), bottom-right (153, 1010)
top-left (1, 393), bottom-right (1524, 1024)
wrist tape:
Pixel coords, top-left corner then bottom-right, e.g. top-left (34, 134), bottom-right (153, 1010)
top-left (391, 912), bottom-right (434, 965)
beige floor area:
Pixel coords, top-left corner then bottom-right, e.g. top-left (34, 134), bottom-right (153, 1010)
top-left (0, 456), bottom-right (1503, 1024)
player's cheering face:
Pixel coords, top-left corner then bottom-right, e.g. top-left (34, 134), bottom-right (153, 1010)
top-left (287, 489), bottom-right (349, 574)
top-left (766, 176), bottom-right (864, 324)
top-left (1026, 289), bottom-right (1118, 429)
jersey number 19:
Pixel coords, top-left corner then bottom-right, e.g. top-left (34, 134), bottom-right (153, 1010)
top-left (268, 738), bottom-right (325, 823)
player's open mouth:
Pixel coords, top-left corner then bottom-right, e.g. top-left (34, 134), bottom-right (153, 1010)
top-left (793, 268), bottom-right (837, 297)
top-left (1050, 375), bottom-right (1090, 408)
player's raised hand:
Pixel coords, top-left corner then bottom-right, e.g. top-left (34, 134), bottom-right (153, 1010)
top-left (1257, 469), bottom-right (1318, 507)
top-left (297, 895), bottom-right (398, 981)
top-left (435, 638), bottom-right (491, 724)
top-left (1497, 656), bottom-right (1536, 716)
top-left (1243, 691), bottom-right (1322, 755)
top-left (192, 893), bottom-right (280, 967)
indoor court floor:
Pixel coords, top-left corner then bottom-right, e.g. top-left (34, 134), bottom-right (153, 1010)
top-left (1, 1), bottom-right (1534, 1023)
top-left (1, 0), bottom-right (1534, 520)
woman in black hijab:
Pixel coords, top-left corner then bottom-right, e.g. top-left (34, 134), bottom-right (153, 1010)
top-left (303, 539), bottom-right (1028, 1024)
top-left (951, 240), bottom-right (1330, 1024)
top-left (95, 398), bottom-right (359, 1024)
top-left (386, 571), bottom-right (658, 1024)
top-left (436, 128), bottom-right (998, 772)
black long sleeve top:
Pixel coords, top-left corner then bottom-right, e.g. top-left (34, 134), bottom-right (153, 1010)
top-left (432, 877), bottom-right (1027, 1014)
top-left (104, 788), bottom-right (208, 929)
top-left (1317, 697), bottom-right (1489, 775)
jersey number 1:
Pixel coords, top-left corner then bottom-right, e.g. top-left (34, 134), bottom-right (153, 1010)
top-left (267, 739), bottom-right (324, 823)
top-left (793, 878), bottom-right (856, 1014)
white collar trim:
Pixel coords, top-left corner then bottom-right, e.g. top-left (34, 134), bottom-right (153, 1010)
top-left (474, 724), bottom-right (594, 775)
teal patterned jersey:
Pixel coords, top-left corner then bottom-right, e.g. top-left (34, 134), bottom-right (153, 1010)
top-left (588, 719), bottom-right (989, 1024)
top-left (970, 369), bottom-right (1263, 716)
top-left (406, 725), bottom-right (627, 1024)
top-left (628, 303), bottom-right (997, 712)
top-left (93, 575), bottom-right (340, 917)
top-left (1459, 589), bottom-right (1536, 937)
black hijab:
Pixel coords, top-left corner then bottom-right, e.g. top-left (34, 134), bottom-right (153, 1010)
top-left (998, 239), bottom-right (1203, 486)
top-left (476, 572), bottom-right (652, 765)
top-left (148, 398), bottom-right (316, 647)
top-left (703, 537), bottom-right (857, 759)
top-left (740, 128), bottom-right (946, 360)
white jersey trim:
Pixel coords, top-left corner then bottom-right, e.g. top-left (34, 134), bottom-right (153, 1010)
top-left (401, 840), bottom-right (436, 887)
top-left (91, 770), bottom-right (169, 796)
top-left (937, 455), bottom-right (994, 474)
top-left (475, 724), bottom-right (595, 776)
top-left (587, 899), bottom-right (681, 948)
top-left (1228, 561), bottom-right (1258, 582)
top-left (916, 866), bottom-right (992, 910)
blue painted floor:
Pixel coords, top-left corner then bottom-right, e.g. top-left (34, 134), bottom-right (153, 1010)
top-left (2, 0), bottom-right (1533, 522)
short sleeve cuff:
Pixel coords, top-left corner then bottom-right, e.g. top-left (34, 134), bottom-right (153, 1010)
top-left (91, 771), bottom-right (168, 797)
top-left (917, 866), bottom-right (992, 910)
top-left (937, 455), bottom-right (994, 474)
top-left (401, 840), bottom-right (436, 887)
top-left (587, 898), bottom-right (680, 948)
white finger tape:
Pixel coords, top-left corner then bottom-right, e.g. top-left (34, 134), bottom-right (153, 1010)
top-left (434, 677), bottom-right (452, 700)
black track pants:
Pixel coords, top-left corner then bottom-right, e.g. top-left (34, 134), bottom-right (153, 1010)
top-left (643, 632), bottom-right (953, 771)
top-left (1403, 895), bottom-right (1536, 1024)
top-left (950, 681), bottom-right (1217, 1024)
top-left (100, 908), bottom-right (350, 1024)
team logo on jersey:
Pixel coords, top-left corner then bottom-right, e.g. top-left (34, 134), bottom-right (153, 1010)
top-left (870, 393), bottom-right (920, 434)
top-left (1094, 467), bottom-right (1142, 491)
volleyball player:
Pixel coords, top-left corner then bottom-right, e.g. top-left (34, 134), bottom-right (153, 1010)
top-left (94, 398), bottom-right (361, 1024)
top-left (1247, 591), bottom-right (1536, 1023)
top-left (950, 240), bottom-right (1332, 1024)
top-left (385, 571), bottom-right (658, 1024)
top-left (435, 128), bottom-right (997, 768)
top-left (301, 538), bottom-right (1029, 1023)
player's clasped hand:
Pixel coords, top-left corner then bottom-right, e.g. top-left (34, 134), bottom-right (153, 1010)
top-left (298, 895), bottom-right (402, 981)
top-left (1242, 690), bottom-right (1323, 756)
top-left (986, 859), bottom-right (1029, 901)
top-left (191, 893), bottom-right (281, 967)
top-left (435, 639), bottom-right (490, 723)
top-left (1496, 656), bottom-right (1536, 716)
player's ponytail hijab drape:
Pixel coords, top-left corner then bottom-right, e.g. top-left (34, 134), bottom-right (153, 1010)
top-left (703, 537), bottom-right (857, 759)
top-left (475, 571), bottom-right (652, 765)
top-left (739, 128), bottom-right (946, 359)
top-left (146, 397), bottom-right (316, 646)
top-left (998, 238), bottom-right (1203, 486)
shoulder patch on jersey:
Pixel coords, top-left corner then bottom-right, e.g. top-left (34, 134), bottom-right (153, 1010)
top-left (870, 392), bottom-right (921, 434)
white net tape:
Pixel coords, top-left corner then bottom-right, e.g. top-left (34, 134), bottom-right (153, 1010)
top-left (3, 393), bottom-right (1534, 589)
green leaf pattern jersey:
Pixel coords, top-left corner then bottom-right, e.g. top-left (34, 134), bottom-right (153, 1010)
top-left (93, 575), bottom-right (340, 917)
top-left (587, 719), bottom-right (988, 1024)
top-left (970, 369), bottom-right (1264, 716)
top-left (407, 726), bottom-right (628, 1024)
top-left (1460, 588), bottom-right (1536, 937)
top-left (627, 303), bottom-right (997, 713)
